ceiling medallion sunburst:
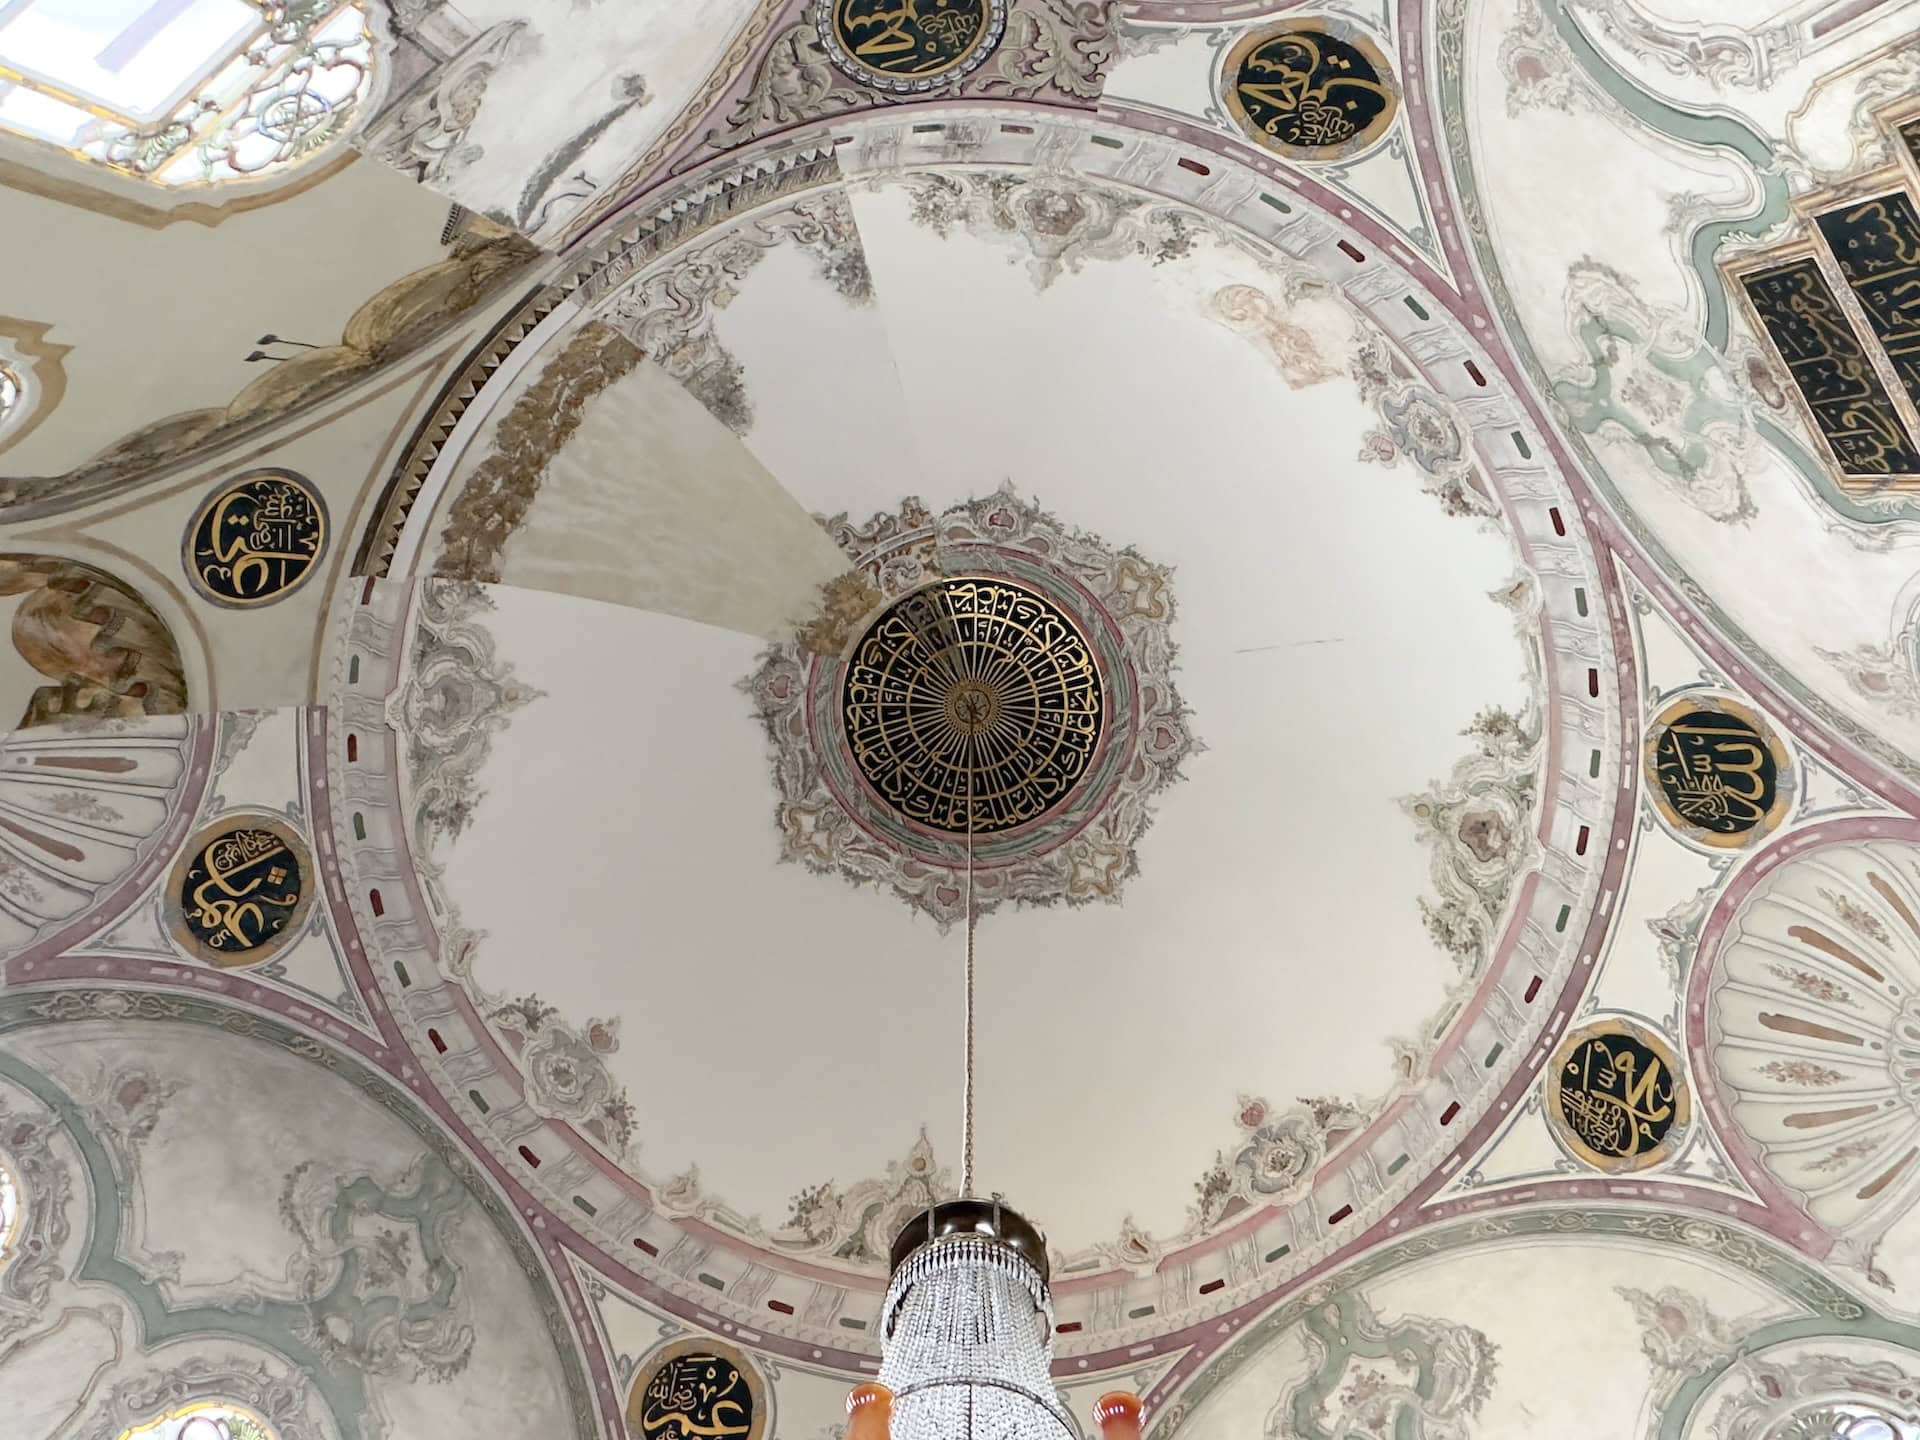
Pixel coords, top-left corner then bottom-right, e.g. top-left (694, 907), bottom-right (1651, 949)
top-left (747, 491), bottom-right (1195, 924)
top-left (843, 579), bottom-right (1104, 836)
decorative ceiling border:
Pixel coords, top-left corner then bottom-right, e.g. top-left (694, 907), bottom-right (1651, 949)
top-left (330, 104), bottom-right (1632, 1361)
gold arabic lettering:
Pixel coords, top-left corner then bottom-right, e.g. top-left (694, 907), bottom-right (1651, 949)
top-left (640, 1355), bottom-right (753, 1440)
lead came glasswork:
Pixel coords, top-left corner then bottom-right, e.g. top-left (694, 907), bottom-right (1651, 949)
top-left (842, 578), bottom-right (1103, 835)
top-left (1742, 260), bottom-right (1920, 476)
top-left (1816, 193), bottom-right (1920, 415)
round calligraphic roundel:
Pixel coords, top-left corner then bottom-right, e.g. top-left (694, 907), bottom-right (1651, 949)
top-left (1545, 1017), bottom-right (1691, 1173)
top-left (842, 577), bottom-right (1105, 835)
top-left (168, 814), bottom-right (313, 967)
top-left (627, 1339), bottom-right (768, 1440)
top-left (813, 0), bottom-right (1008, 92)
top-left (1644, 693), bottom-right (1793, 850)
top-left (1222, 20), bottom-right (1400, 161)
top-left (183, 467), bottom-right (328, 607)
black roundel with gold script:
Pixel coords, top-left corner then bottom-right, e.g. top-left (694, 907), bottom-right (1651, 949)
top-left (1546, 1020), bottom-right (1689, 1173)
top-left (172, 820), bottom-right (310, 966)
top-left (1645, 695), bottom-right (1789, 848)
top-left (185, 468), bottom-right (327, 606)
top-left (631, 1346), bottom-right (762, 1440)
top-left (842, 578), bottom-right (1103, 835)
top-left (822, 0), bottom-right (998, 85)
top-left (1225, 25), bottom-right (1398, 158)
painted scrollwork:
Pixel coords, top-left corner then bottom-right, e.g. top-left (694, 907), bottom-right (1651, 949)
top-left (391, 580), bottom-right (544, 948)
top-left (1268, 1290), bottom-right (1497, 1440)
top-left (489, 999), bottom-right (637, 1154)
top-left (703, 0), bottom-right (1113, 156)
top-left (770, 1129), bottom-right (950, 1264)
top-left (1402, 703), bottom-right (1543, 973)
top-left (0, 1097), bottom-right (72, 1344)
top-left (278, 1155), bottom-right (476, 1382)
top-left (603, 192), bottom-right (873, 433)
top-left (78, 1356), bottom-right (329, 1440)
top-left (1553, 260), bottom-right (1760, 524)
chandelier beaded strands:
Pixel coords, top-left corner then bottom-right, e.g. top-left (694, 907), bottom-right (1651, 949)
top-left (841, 581), bottom-right (1144, 1440)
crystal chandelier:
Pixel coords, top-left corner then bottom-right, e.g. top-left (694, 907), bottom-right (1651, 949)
top-left (839, 617), bottom-right (1144, 1440)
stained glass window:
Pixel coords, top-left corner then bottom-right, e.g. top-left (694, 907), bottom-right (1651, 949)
top-left (0, 1), bottom-right (374, 186)
top-left (1824, 1407), bottom-right (1918, 1440)
top-left (0, 1151), bottom-right (20, 1262)
top-left (118, 1402), bottom-right (277, 1440)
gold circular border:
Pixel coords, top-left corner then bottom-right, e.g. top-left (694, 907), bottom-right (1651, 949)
top-left (166, 813), bottom-right (316, 968)
top-left (1221, 20), bottom-right (1402, 163)
top-left (181, 467), bottom-right (329, 610)
top-left (816, 0), bottom-right (1007, 90)
top-left (625, 1337), bottom-right (770, 1440)
top-left (838, 574), bottom-right (1106, 837)
top-left (1643, 692), bottom-right (1794, 851)
top-left (1544, 1016), bottom-right (1691, 1175)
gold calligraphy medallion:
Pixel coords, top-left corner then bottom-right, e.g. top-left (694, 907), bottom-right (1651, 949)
top-left (841, 577), bottom-right (1104, 835)
top-left (1222, 21), bottom-right (1399, 162)
top-left (184, 468), bottom-right (328, 607)
top-left (627, 1340), bottom-right (767, 1440)
top-left (1545, 1018), bottom-right (1690, 1173)
top-left (1644, 694), bottom-right (1793, 850)
top-left (814, 0), bottom-right (1006, 91)
top-left (168, 815), bottom-right (313, 967)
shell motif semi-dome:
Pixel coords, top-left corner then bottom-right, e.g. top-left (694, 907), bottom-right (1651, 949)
top-left (1709, 839), bottom-right (1920, 1242)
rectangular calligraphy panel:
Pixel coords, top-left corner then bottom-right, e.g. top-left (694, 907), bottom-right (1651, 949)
top-left (1743, 258), bottom-right (1920, 477)
top-left (1817, 192), bottom-right (1920, 419)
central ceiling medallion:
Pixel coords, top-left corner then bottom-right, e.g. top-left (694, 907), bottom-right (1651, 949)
top-left (814, 0), bottom-right (1007, 93)
top-left (748, 491), bottom-right (1194, 924)
top-left (843, 579), bottom-right (1103, 835)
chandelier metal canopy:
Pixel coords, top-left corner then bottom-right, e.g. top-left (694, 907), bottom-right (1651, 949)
top-left (838, 580), bottom-right (1143, 1440)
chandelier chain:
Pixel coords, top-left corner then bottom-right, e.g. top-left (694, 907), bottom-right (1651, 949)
top-left (963, 740), bottom-right (977, 1198)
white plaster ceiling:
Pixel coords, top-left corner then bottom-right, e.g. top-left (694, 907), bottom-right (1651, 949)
top-left (430, 209), bottom-right (1531, 1251)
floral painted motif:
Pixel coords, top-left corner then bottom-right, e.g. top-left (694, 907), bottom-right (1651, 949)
top-left (746, 489), bottom-right (1194, 924)
top-left (490, 1000), bottom-right (636, 1153)
top-left (1269, 1290), bottom-right (1497, 1440)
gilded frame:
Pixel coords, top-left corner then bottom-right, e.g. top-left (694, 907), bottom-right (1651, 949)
top-left (180, 467), bottom-right (330, 609)
top-left (625, 1337), bottom-right (770, 1440)
top-left (1643, 692), bottom-right (1795, 852)
top-left (812, 0), bottom-right (1009, 93)
top-left (1220, 18), bottom-right (1401, 164)
top-left (167, 813), bottom-right (316, 968)
top-left (1544, 1016), bottom-right (1691, 1175)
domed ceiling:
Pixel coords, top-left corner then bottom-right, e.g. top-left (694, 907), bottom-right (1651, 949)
top-left (8, 3), bottom-right (1920, 1440)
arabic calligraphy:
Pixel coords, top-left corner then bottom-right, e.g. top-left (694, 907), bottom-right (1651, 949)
top-left (1548, 1022), bottom-right (1688, 1171)
top-left (1743, 260), bottom-right (1920, 477)
top-left (1225, 24), bottom-right (1397, 158)
top-left (1647, 698), bottom-right (1787, 846)
top-left (176, 822), bottom-right (308, 964)
top-left (1816, 193), bottom-right (1920, 416)
top-left (186, 469), bottom-right (327, 605)
top-left (633, 1349), bottom-right (759, 1440)
top-left (842, 578), bottom-right (1103, 835)
top-left (823, 0), bottom-right (999, 85)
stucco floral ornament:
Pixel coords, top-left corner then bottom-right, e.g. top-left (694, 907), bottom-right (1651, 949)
top-left (746, 489), bottom-right (1196, 923)
top-left (490, 997), bottom-right (636, 1152)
